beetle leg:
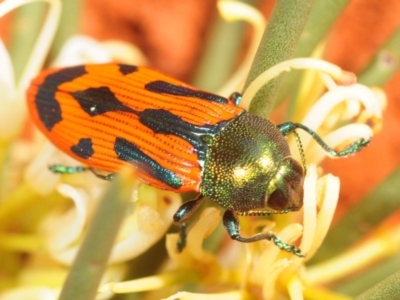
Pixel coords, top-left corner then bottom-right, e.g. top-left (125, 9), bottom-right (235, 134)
top-left (223, 210), bottom-right (305, 257)
top-left (173, 195), bottom-right (204, 252)
top-left (48, 165), bottom-right (115, 181)
top-left (173, 195), bottom-right (203, 222)
top-left (176, 223), bottom-right (188, 253)
top-left (88, 168), bottom-right (115, 181)
top-left (49, 165), bottom-right (88, 174)
top-left (277, 122), bottom-right (370, 157)
top-left (228, 92), bottom-right (242, 106)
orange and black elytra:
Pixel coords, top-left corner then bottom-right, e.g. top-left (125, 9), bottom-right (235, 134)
top-left (27, 63), bottom-right (370, 256)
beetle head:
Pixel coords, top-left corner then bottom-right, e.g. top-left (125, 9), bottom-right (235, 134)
top-left (265, 157), bottom-right (304, 211)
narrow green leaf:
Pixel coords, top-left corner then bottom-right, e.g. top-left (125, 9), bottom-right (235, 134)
top-left (191, 5), bottom-right (248, 91)
top-left (355, 269), bottom-right (400, 300)
top-left (243, 0), bottom-right (315, 117)
top-left (49, 0), bottom-right (80, 62)
top-left (9, 2), bottom-right (46, 80)
top-left (335, 253), bottom-right (400, 296)
top-left (59, 171), bottom-right (134, 300)
top-left (277, 0), bottom-right (351, 108)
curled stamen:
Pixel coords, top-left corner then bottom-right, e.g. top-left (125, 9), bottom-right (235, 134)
top-left (41, 184), bottom-right (90, 264)
top-left (301, 84), bottom-right (382, 131)
top-left (241, 58), bottom-right (352, 110)
top-left (289, 84), bottom-right (382, 163)
top-left (216, 0), bottom-right (266, 96)
top-left (0, 0), bottom-right (61, 91)
top-left (0, 0), bottom-right (61, 141)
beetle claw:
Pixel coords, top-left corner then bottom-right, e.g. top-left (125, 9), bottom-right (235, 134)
top-left (176, 223), bottom-right (187, 252)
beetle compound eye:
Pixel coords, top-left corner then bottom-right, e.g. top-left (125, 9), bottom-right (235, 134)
top-left (266, 157), bottom-right (304, 212)
top-left (268, 189), bottom-right (289, 211)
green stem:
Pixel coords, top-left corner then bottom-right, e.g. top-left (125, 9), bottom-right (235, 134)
top-left (243, 0), bottom-right (315, 117)
top-left (358, 28), bottom-right (400, 86)
top-left (355, 269), bottom-right (400, 300)
top-left (191, 10), bottom-right (246, 92)
top-left (59, 171), bottom-right (134, 300)
top-left (49, 0), bottom-right (80, 62)
top-left (9, 1), bottom-right (46, 81)
top-left (277, 0), bottom-right (351, 107)
top-left (279, 0), bottom-right (351, 118)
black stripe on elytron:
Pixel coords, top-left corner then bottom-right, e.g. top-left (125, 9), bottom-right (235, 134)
top-left (118, 64), bottom-right (138, 75)
top-left (114, 137), bottom-right (182, 189)
top-left (71, 138), bottom-right (94, 159)
top-left (145, 80), bottom-right (228, 104)
top-left (35, 66), bottom-right (87, 131)
top-left (71, 86), bottom-right (136, 117)
top-left (139, 109), bottom-right (230, 162)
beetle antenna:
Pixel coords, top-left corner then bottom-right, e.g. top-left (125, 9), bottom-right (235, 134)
top-left (292, 130), bottom-right (307, 174)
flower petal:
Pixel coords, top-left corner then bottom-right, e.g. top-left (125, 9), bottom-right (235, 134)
top-left (24, 142), bottom-right (63, 196)
top-left (0, 38), bottom-right (24, 141)
top-left (108, 186), bottom-right (181, 264)
top-left (299, 164), bottom-right (318, 254)
top-left (0, 38), bottom-right (15, 96)
top-left (41, 184), bottom-right (89, 255)
top-left (0, 287), bottom-right (59, 300)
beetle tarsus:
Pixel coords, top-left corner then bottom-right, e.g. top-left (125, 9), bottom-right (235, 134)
top-left (177, 223), bottom-right (187, 252)
top-left (49, 164), bottom-right (115, 180)
top-left (49, 165), bottom-right (88, 174)
top-left (223, 210), bottom-right (305, 257)
top-left (338, 138), bottom-right (370, 156)
top-left (174, 195), bottom-right (204, 252)
top-left (89, 168), bottom-right (115, 180)
top-left (271, 235), bottom-right (305, 258)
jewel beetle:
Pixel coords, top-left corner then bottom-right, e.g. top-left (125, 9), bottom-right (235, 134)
top-left (26, 63), bottom-right (370, 257)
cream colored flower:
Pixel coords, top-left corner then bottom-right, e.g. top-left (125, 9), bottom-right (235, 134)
top-left (41, 183), bottom-right (181, 265)
top-left (1, 0), bottom-right (386, 299)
